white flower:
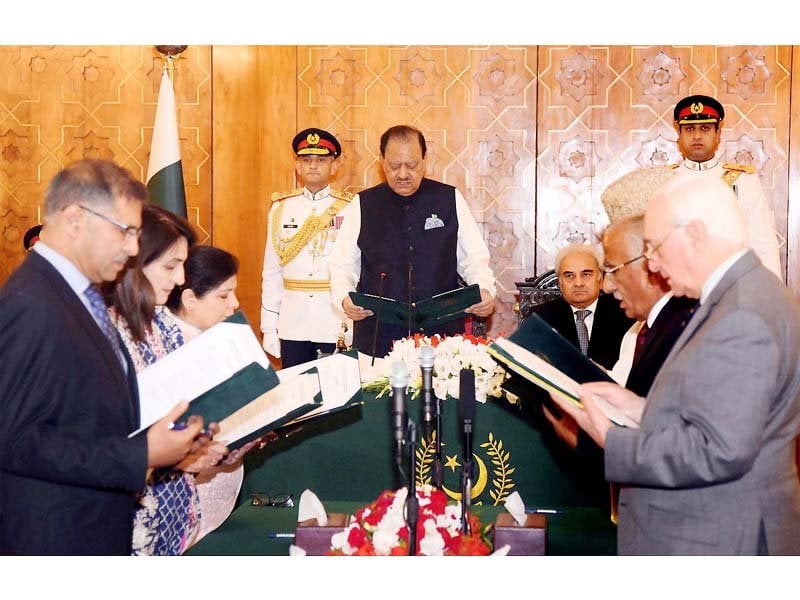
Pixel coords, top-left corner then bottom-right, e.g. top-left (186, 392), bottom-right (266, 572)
top-left (418, 517), bottom-right (446, 556)
top-left (364, 334), bottom-right (507, 404)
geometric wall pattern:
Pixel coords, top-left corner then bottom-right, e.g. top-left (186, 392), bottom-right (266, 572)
top-left (0, 45), bottom-right (212, 282)
top-left (0, 45), bottom-right (794, 342)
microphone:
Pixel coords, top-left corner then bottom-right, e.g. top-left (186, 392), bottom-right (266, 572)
top-left (370, 271), bottom-right (388, 366)
top-left (407, 262), bottom-right (413, 337)
top-left (459, 367), bottom-right (476, 534)
top-left (419, 345), bottom-right (435, 443)
top-left (389, 360), bottom-right (410, 474)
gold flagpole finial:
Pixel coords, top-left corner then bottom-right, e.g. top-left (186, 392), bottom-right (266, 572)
top-left (155, 45), bottom-right (188, 85)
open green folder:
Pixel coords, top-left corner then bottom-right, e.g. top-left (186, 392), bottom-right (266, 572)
top-left (488, 314), bottom-right (638, 428)
top-left (182, 363), bottom-right (322, 450)
top-left (349, 284), bottom-right (481, 329)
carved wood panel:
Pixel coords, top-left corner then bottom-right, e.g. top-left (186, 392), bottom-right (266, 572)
top-left (0, 45), bottom-right (212, 282)
top-left (294, 45), bottom-right (538, 338)
top-left (535, 45), bottom-right (791, 287)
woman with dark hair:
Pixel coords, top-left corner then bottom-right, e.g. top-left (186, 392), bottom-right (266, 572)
top-left (107, 204), bottom-right (226, 555)
top-left (166, 245), bottom-right (240, 340)
top-left (166, 244), bottom-right (244, 544)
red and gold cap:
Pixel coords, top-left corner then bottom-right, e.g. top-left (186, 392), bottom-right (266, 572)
top-left (674, 94), bottom-right (725, 125)
top-left (23, 224), bottom-right (42, 251)
top-left (292, 128), bottom-right (341, 158)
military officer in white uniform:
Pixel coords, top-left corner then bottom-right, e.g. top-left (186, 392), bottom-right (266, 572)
top-left (261, 128), bottom-right (355, 367)
top-left (672, 94), bottom-right (783, 280)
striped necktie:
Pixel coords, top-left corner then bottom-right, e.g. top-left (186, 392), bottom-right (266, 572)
top-left (84, 283), bottom-right (125, 369)
top-left (575, 309), bottom-right (591, 355)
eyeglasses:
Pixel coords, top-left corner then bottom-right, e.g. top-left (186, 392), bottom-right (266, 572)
top-left (250, 492), bottom-right (294, 508)
top-left (603, 254), bottom-right (646, 277)
top-left (643, 224), bottom-right (685, 261)
top-left (78, 204), bottom-right (142, 239)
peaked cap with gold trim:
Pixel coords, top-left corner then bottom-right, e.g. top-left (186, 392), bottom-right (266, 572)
top-left (292, 128), bottom-right (341, 158)
top-left (674, 94), bottom-right (725, 126)
top-left (601, 166), bottom-right (676, 223)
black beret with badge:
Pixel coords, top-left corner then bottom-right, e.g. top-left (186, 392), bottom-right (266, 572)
top-left (673, 94), bottom-right (725, 125)
top-left (292, 128), bottom-right (341, 158)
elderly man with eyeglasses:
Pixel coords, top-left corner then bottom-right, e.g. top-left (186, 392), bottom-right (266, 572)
top-left (526, 242), bottom-right (634, 371)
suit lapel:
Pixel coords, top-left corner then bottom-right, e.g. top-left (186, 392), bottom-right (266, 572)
top-left (27, 253), bottom-right (132, 400)
top-left (646, 251), bottom-right (759, 400)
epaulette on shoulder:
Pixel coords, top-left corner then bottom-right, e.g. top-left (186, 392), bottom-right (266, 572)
top-left (271, 188), bottom-right (303, 202)
top-left (331, 189), bottom-right (355, 202)
top-left (722, 162), bottom-right (756, 174)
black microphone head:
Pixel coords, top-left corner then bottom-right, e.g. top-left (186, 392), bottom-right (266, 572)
top-left (459, 368), bottom-right (476, 421)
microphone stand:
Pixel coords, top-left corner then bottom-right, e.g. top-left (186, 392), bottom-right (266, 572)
top-left (389, 361), bottom-right (410, 484)
top-left (405, 421), bottom-right (419, 556)
top-left (370, 272), bottom-right (387, 366)
top-left (407, 263), bottom-right (413, 338)
top-left (418, 345), bottom-right (441, 489)
top-left (459, 368), bottom-right (476, 535)
top-left (461, 440), bottom-right (473, 535)
top-left (433, 394), bottom-right (443, 490)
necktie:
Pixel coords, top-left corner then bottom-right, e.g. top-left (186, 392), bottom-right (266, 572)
top-left (84, 283), bottom-right (125, 369)
top-left (632, 322), bottom-right (650, 367)
top-left (575, 309), bottom-right (591, 355)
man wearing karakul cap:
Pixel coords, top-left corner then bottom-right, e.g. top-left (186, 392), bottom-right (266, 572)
top-left (261, 127), bottom-right (355, 367)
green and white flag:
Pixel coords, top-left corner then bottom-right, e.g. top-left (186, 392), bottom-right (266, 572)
top-left (146, 67), bottom-right (187, 218)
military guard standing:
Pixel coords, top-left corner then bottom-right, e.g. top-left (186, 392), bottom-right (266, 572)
top-left (261, 128), bottom-right (355, 367)
top-left (671, 94), bottom-right (782, 279)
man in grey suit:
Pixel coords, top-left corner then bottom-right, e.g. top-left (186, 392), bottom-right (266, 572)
top-left (553, 172), bottom-right (800, 554)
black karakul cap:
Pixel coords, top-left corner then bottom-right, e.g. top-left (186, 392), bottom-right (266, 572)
top-left (292, 128), bottom-right (341, 158)
top-left (674, 94), bottom-right (725, 125)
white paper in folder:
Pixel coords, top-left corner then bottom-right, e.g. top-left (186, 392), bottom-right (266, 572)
top-left (134, 319), bottom-right (269, 432)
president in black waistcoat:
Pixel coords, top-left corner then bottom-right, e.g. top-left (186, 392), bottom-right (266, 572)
top-left (329, 125), bottom-right (496, 357)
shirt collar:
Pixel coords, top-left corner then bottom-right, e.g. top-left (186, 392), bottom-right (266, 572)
top-left (303, 185), bottom-right (331, 201)
top-left (571, 297), bottom-right (598, 315)
top-left (33, 241), bottom-right (92, 299)
top-left (700, 249), bottom-right (748, 304)
top-left (680, 156), bottom-right (719, 171)
top-left (646, 291), bottom-right (673, 327)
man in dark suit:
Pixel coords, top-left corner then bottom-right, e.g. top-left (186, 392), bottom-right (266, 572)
top-left (544, 215), bottom-right (696, 450)
top-left (529, 243), bottom-right (633, 370)
top-left (0, 159), bottom-right (206, 555)
top-left (565, 174), bottom-right (800, 554)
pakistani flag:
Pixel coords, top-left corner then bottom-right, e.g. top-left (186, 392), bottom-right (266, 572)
top-left (146, 68), bottom-right (187, 218)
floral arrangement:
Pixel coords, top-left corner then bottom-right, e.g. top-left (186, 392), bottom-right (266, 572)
top-left (328, 485), bottom-right (492, 556)
top-left (361, 333), bottom-right (506, 403)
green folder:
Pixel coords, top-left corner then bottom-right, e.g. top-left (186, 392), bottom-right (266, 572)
top-left (488, 314), bottom-right (635, 428)
top-left (349, 284), bottom-right (481, 329)
top-left (184, 363), bottom-right (321, 450)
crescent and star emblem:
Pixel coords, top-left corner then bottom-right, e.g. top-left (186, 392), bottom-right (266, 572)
top-left (690, 102), bottom-right (704, 115)
top-left (441, 453), bottom-right (489, 502)
top-left (307, 133), bottom-right (320, 145)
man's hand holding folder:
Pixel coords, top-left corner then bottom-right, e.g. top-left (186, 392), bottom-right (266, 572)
top-left (548, 382), bottom-right (645, 448)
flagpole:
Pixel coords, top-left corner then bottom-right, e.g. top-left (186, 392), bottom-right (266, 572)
top-left (155, 45), bottom-right (187, 85)
top-left (148, 45), bottom-right (189, 218)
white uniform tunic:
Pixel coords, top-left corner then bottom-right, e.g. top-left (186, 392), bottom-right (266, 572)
top-left (678, 157), bottom-right (782, 280)
top-left (261, 185), bottom-right (355, 353)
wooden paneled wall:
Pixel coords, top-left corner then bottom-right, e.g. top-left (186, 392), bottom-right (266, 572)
top-left (1, 45), bottom-right (797, 341)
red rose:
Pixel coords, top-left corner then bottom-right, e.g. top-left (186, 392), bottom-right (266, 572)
top-left (347, 525), bottom-right (367, 548)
